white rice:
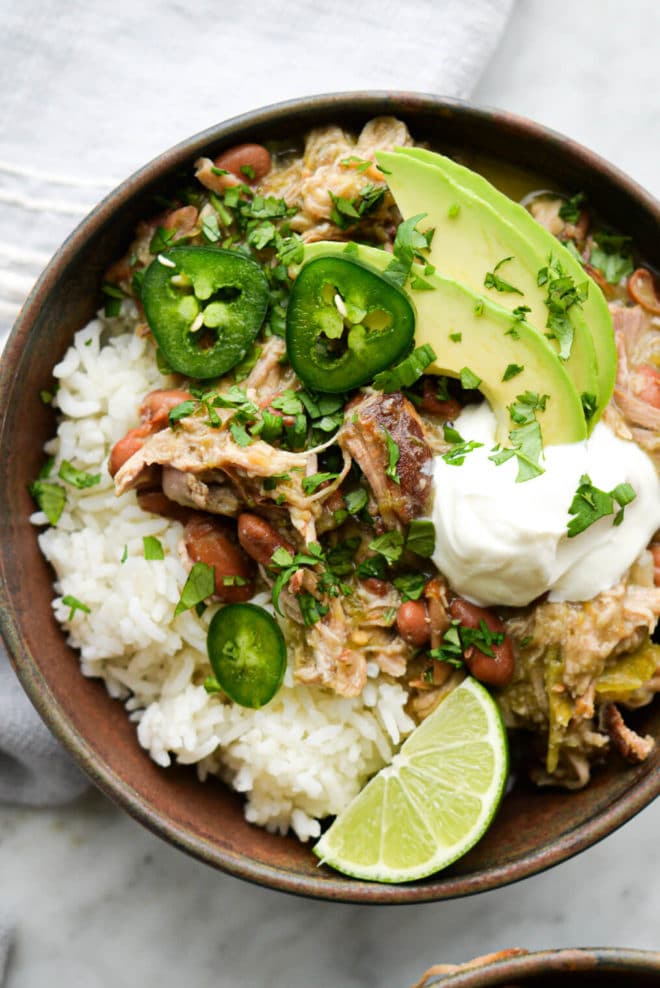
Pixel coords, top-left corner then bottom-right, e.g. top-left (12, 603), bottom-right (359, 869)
top-left (34, 308), bottom-right (414, 841)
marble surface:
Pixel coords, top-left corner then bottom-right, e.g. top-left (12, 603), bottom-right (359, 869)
top-left (2, 1), bottom-right (660, 985)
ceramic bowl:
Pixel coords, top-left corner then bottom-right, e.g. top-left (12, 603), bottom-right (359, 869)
top-left (416, 947), bottom-right (660, 986)
top-left (0, 93), bottom-right (658, 903)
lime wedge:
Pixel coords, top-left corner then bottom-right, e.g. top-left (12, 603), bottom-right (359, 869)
top-left (313, 678), bottom-right (508, 883)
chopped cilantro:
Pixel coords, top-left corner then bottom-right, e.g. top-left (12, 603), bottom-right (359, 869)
top-left (276, 234), bottom-right (304, 266)
top-left (356, 554), bottom-right (388, 581)
top-left (61, 595), bottom-right (91, 620)
top-left (537, 255), bottom-right (587, 361)
top-left (567, 474), bottom-right (636, 537)
top-left (120, 545), bottom-right (128, 564)
top-left (581, 392), bottom-right (598, 422)
top-left (271, 391), bottom-right (304, 416)
top-left (443, 423), bottom-right (464, 444)
top-left (590, 232), bottom-right (634, 285)
top-left (29, 480), bottom-right (66, 525)
top-left (447, 203), bottom-right (461, 219)
top-left (460, 367), bottom-right (482, 390)
top-left (449, 332), bottom-right (462, 343)
top-left (393, 572), bottom-right (426, 601)
top-left (405, 519), bottom-right (436, 557)
top-left (489, 391), bottom-right (549, 482)
top-left (102, 281), bottom-right (126, 317)
top-left (344, 487), bottom-right (368, 515)
top-left (430, 618), bottom-right (505, 668)
top-left (382, 428), bottom-right (400, 484)
top-left (168, 399), bottom-right (198, 426)
top-left (484, 256), bottom-right (523, 295)
top-left (149, 226), bottom-right (177, 255)
top-left (230, 421), bottom-right (253, 447)
top-left (201, 212), bottom-right (221, 243)
top-left (442, 440), bottom-right (483, 466)
top-left (329, 191), bottom-right (360, 229)
top-left (57, 460), bottom-right (101, 489)
top-left (339, 156), bottom-right (373, 173)
top-left (558, 192), bottom-right (586, 225)
top-left (502, 363), bottom-right (524, 382)
top-left (368, 530), bottom-right (405, 565)
top-left (221, 575), bottom-right (250, 587)
top-left (248, 221), bottom-right (276, 251)
top-left (143, 536), bottom-right (164, 560)
top-left (298, 593), bottom-right (329, 626)
top-left (302, 472), bottom-right (339, 495)
top-left (384, 213), bottom-right (432, 286)
top-left (174, 562), bottom-right (215, 616)
top-left (372, 344), bottom-right (436, 393)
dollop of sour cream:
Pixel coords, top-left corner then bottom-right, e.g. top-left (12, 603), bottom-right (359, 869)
top-left (431, 403), bottom-right (660, 607)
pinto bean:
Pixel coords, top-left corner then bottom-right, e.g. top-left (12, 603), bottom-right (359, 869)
top-left (237, 512), bottom-right (295, 567)
top-left (420, 379), bottom-right (462, 420)
top-left (362, 577), bottom-right (390, 597)
top-left (136, 489), bottom-right (192, 526)
top-left (108, 423), bottom-right (153, 477)
top-left (448, 597), bottom-right (515, 688)
top-left (138, 389), bottom-right (193, 429)
top-left (161, 205), bottom-right (199, 238)
top-left (184, 516), bottom-right (255, 602)
top-left (213, 143), bottom-right (271, 185)
top-left (396, 600), bottom-right (430, 647)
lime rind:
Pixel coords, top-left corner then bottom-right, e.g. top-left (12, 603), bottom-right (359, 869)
top-left (313, 678), bottom-right (509, 883)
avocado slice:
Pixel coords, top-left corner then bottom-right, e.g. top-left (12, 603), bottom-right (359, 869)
top-left (302, 241), bottom-right (587, 446)
top-left (385, 146), bottom-right (617, 420)
top-left (375, 148), bottom-right (602, 428)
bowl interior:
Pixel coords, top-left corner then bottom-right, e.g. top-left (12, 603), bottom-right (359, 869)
top-left (1, 93), bottom-right (658, 903)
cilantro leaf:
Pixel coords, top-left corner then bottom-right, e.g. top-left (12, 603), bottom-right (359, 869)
top-left (301, 472), bottom-right (339, 495)
top-left (368, 530), bottom-right (405, 565)
top-left (489, 391), bottom-right (549, 483)
top-left (558, 192), bottom-right (586, 225)
top-left (61, 595), bottom-right (91, 620)
top-left (405, 519), bottom-right (436, 557)
top-left (143, 536), bottom-right (164, 560)
top-left (484, 256), bottom-right (524, 295)
top-left (384, 213), bottom-right (432, 286)
top-left (393, 573), bottom-right (426, 601)
top-left (29, 480), bottom-right (66, 525)
top-left (502, 363), bottom-right (524, 382)
top-left (229, 421), bottom-right (253, 447)
top-left (382, 428), bottom-right (400, 484)
top-left (460, 367), bottom-right (482, 390)
top-left (590, 232), bottom-right (634, 285)
top-left (174, 562), bottom-right (215, 616)
top-left (567, 474), bottom-right (636, 537)
top-left (168, 399), bottom-right (198, 426)
top-left (57, 460), bottom-right (101, 489)
top-left (442, 440), bottom-right (484, 466)
top-left (372, 344), bottom-right (436, 393)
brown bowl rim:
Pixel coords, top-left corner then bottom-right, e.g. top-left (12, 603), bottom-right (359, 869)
top-left (419, 946), bottom-right (660, 985)
top-left (1, 91), bottom-right (659, 904)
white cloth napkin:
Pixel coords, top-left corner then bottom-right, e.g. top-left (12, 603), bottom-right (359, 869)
top-left (0, 0), bottom-right (513, 972)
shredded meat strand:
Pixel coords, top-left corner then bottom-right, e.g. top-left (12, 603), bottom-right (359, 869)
top-left (338, 391), bottom-right (432, 529)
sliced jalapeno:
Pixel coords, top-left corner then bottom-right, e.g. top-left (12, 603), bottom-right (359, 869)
top-left (142, 246), bottom-right (269, 379)
top-left (285, 256), bottom-right (415, 392)
top-left (207, 603), bottom-right (286, 709)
